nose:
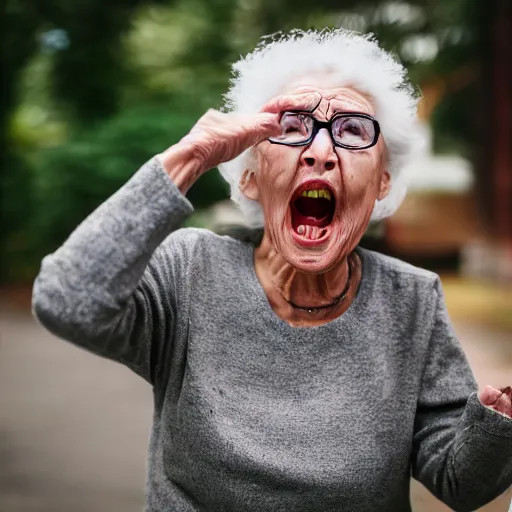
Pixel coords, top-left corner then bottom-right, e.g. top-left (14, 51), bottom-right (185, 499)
top-left (300, 128), bottom-right (337, 171)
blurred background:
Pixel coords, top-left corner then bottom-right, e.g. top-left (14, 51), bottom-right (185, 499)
top-left (0, 0), bottom-right (511, 511)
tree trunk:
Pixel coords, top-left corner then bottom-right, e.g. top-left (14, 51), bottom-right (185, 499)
top-left (475, 0), bottom-right (512, 244)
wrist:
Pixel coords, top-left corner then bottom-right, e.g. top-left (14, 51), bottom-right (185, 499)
top-left (158, 142), bottom-right (206, 195)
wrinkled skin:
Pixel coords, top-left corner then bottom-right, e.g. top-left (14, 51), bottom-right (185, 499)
top-left (159, 75), bottom-right (511, 418)
top-left (246, 82), bottom-right (389, 275)
top-left (240, 80), bottom-right (389, 327)
top-left (160, 109), bottom-right (282, 193)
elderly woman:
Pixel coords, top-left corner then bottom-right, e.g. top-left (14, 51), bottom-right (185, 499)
top-left (32, 30), bottom-right (511, 512)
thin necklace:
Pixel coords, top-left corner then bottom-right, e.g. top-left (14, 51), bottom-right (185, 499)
top-left (286, 254), bottom-right (354, 314)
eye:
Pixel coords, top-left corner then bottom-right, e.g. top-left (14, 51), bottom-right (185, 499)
top-left (281, 113), bottom-right (310, 136)
top-left (344, 119), bottom-right (363, 136)
top-left (335, 118), bottom-right (365, 137)
top-left (333, 116), bottom-right (374, 146)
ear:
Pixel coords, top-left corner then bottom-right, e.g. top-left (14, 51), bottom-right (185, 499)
top-left (239, 169), bottom-right (259, 201)
top-left (377, 169), bottom-right (391, 201)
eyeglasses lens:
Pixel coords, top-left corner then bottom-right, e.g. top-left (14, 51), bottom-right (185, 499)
top-left (272, 113), bottom-right (313, 144)
top-left (270, 112), bottom-right (376, 148)
top-left (332, 116), bottom-right (375, 148)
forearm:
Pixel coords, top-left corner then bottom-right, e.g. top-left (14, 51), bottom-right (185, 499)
top-left (32, 155), bottom-right (194, 342)
top-left (415, 393), bottom-right (512, 511)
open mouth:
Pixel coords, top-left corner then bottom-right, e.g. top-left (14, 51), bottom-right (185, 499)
top-left (290, 180), bottom-right (336, 242)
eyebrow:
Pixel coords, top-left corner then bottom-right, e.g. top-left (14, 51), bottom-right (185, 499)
top-left (291, 110), bottom-right (374, 119)
top-left (331, 108), bottom-right (373, 116)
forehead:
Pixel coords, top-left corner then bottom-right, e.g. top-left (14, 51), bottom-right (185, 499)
top-left (282, 74), bottom-right (375, 115)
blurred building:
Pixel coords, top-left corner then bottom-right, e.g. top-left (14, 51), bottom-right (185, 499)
top-left (471, 0), bottom-right (512, 283)
top-left (382, 116), bottom-right (480, 273)
top-left (385, 0), bottom-right (512, 283)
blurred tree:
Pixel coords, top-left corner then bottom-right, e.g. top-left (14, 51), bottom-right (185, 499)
top-left (50, 0), bottom-right (173, 123)
top-left (3, 0), bottom-right (510, 282)
top-left (28, 101), bottom-right (216, 263)
top-left (1, 0), bottom-right (43, 282)
top-left (0, 0), bottom-right (171, 281)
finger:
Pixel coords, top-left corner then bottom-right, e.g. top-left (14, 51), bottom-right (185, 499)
top-left (261, 92), bottom-right (323, 114)
top-left (479, 384), bottom-right (503, 406)
top-left (500, 386), bottom-right (512, 395)
top-left (242, 112), bottom-right (282, 144)
top-left (491, 393), bottom-right (512, 417)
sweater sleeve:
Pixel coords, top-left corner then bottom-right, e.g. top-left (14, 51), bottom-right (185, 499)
top-left (31, 157), bottom-right (194, 385)
top-left (411, 277), bottom-right (512, 511)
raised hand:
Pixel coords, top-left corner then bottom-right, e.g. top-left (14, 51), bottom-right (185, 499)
top-left (159, 91), bottom-right (322, 193)
top-left (177, 109), bottom-right (281, 174)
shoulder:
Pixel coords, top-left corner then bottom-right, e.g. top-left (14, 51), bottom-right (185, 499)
top-left (156, 227), bottom-right (247, 267)
top-left (161, 227), bottom-right (218, 249)
top-left (358, 247), bottom-right (441, 299)
top-left (357, 248), bottom-right (445, 345)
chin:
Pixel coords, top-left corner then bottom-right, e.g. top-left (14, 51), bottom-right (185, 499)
top-left (279, 236), bottom-right (341, 274)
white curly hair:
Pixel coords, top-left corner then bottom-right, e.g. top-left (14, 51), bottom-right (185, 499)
top-left (217, 28), bottom-right (423, 227)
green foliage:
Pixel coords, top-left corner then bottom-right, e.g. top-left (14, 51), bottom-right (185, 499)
top-left (0, 0), bottom-right (498, 282)
top-left (50, 0), bottom-right (174, 122)
top-left (0, 151), bottom-right (36, 281)
top-left (0, 0), bottom-right (167, 282)
top-left (28, 101), bottom-right (228, 269)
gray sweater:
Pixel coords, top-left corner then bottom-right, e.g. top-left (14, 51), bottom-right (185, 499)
top-left (32, 157), bottom-right (512, 512)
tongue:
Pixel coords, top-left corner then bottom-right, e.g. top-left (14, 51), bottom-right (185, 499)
top-left (297, 225), bottom-right (327, 240)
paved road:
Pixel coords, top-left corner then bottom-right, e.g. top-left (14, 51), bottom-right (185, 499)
top-left (1, 303), bottom-right (511, 512)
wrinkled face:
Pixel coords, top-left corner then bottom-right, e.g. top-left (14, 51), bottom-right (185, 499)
top-left (241, 74), bottom-right (390, 273)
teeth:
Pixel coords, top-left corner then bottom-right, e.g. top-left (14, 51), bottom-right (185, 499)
top-left (296, 225), bottom-right (325, 240)
top-left (319, 189), bottom-right (331, 201)
top-left (300, 189), bottom-right (331, 201)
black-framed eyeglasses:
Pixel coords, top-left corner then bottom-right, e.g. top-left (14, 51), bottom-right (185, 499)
top-left (268, 111), bottom-right (381, 150)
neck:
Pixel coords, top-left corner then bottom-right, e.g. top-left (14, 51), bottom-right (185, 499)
top-left (253, 231), bottom-right (356, 320)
